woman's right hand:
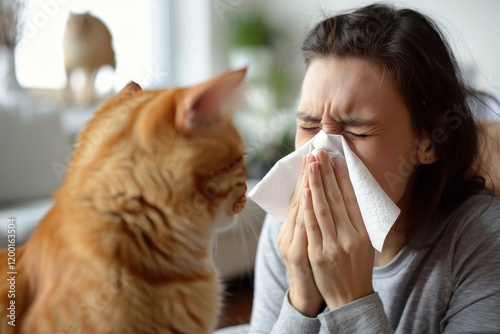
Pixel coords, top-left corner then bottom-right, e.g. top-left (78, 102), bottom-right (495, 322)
top-left (277, 154), bottom-right (324, 317)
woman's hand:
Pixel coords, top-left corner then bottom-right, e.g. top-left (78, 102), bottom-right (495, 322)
top-left (303, 150), bottom-right (375, 310)
top-left (277, 155), bottom-right (324, 317)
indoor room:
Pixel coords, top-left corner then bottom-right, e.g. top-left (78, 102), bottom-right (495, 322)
top-left (1, 0), bottom-right (499, 333)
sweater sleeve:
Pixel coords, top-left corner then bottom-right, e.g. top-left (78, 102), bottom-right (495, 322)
top-left (248, 215), bottom-right (321, 334)
top-left (318, 293), bottom-right (393, 333)
top-left (271, 292), bottom-right (321, 333)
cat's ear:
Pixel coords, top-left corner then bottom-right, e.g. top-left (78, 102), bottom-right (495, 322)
top-left (120, 81), bottom-right (142, 93)
top-left (176, 68), bottom-right (246, 134)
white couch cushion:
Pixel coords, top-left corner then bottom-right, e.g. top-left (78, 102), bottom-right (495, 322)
top-left (0, 105), bottom-right (67, 202)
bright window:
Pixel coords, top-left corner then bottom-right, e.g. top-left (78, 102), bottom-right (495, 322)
top-left (15, 0), bottom-right (166, 92)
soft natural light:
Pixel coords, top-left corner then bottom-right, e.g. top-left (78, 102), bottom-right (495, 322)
top-left (15, 0), bottom-right (151, 91)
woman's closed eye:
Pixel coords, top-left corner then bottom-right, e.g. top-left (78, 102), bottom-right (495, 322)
top-left (300, 125), bottom-right (368, 140)
top-left (343, 130), bottom-right (368, 139)
top-left (299, 126), bottom-right (321, 133)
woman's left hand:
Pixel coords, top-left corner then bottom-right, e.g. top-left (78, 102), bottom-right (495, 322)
top-left (302, 150), bottom-right (375, 311)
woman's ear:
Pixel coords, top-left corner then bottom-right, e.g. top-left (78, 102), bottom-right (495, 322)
top-left (416, 134), bottom-right (439, 164)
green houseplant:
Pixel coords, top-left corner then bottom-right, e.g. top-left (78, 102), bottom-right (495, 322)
top-left (229, 12), bottom-right (279, 48)
top-left (228, 12), bottom-right (296, 178)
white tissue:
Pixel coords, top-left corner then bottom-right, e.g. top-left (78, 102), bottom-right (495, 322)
top-left (248, 131), bottom-right (400, 251)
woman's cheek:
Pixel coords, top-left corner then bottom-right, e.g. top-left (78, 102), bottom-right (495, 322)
top-left (349, 142), bottom-right (408, 203)
top-left (372, 152), bottom-right (413, 204)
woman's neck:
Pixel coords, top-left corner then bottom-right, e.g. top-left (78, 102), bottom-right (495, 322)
top-left (374, 222), bottom-right (407, 267)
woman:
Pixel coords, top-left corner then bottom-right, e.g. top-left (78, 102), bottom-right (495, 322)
top-left (218, 3), bottom-right (500, 333)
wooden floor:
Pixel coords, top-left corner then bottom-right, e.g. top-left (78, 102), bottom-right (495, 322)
top-left (216, 274), bottom-right (254, 329)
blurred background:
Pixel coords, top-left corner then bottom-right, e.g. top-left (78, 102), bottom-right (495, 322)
top-left (0, 0), bottom-right (499, 328)
top-left (2, 0), bottom-right (500, 279)
top-left (2, 0), bottom-right (500, 195)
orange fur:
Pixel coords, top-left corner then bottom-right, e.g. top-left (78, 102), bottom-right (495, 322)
top-left (0, 69), bottom-right (247, 333)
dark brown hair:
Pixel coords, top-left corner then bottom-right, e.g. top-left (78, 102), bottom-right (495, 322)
top-left (301, 4), bottom-right (487, 244)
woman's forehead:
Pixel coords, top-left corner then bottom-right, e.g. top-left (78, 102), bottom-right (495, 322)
top-left (299, 57), bottom-right (403, 117)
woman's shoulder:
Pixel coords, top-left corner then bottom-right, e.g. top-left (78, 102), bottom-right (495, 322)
top-left (452, 191), bottom-right (500, 228)
top-left (446, 191), bottom-right (500, 255)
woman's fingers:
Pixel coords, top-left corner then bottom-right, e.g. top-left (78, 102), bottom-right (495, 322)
top-left (302, 151), bottom-right (374, 311)
top-left (316, 151), bottom-right (358, 235)
top-left (306, 157), bottom-right (337, 244)
top-left (331, 157), bottom-right (366, 235)
top-left (302, 177), bottom-right (323, 250)
top-left (278, 155), bottom-right (325, 316)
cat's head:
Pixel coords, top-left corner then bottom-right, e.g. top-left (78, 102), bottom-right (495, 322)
top-left (62, 69), bottom-right (248, 234)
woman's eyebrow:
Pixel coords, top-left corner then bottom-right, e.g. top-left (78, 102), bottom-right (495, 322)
top-left (297, 111), bottom-right (377, 127)
top-left (339, 116), bottom-right (378, 127)
top-left (296, 111), bottom-right (322, 122)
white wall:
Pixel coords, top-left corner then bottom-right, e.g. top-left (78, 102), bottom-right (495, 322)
top-left (212, 0), bottom-right (500, 93)
top-left (169, 0), bottom-right (213, 86)
top-left (15, 0), bottom-right (151, 91)
top-left (168, 0), bottom-right (236, 87)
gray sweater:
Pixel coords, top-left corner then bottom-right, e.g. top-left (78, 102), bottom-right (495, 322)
top-left (248, 192), bottom-right (500, 333)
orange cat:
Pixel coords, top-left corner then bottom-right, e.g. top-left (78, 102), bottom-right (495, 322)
top-left (0, 69), bottom-right (247, 333)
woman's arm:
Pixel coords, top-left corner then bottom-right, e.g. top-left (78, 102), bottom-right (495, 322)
top-left (248, 215), bottom-right (321, 334)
